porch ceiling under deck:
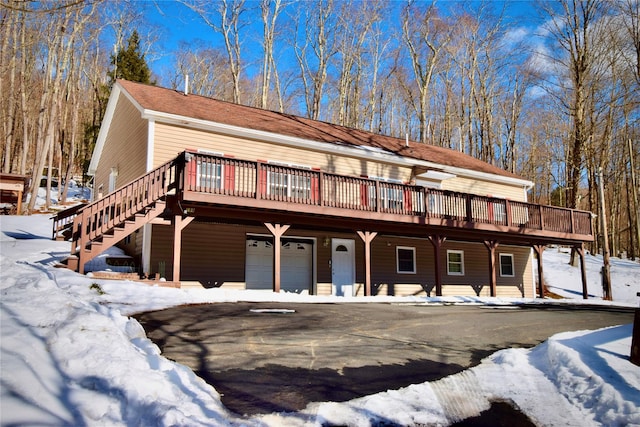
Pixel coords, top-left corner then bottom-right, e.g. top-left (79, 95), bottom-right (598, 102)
top-left (170, 194), bottom-right (593, 248)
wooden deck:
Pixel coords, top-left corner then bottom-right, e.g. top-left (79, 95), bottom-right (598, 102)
top-left (178, 151), bottom-right (594, 246)
top-left (59, 151), bottom-right (595, 297)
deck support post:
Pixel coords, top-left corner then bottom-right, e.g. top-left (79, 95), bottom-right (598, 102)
top-left (428, 235), bottom-right (446, 296)
top-left (357, 231), bottom-right (377, 296)
top-left (483, 240), bottom-right (499, 297)
top-left (265, 223), bottom-right (290, 293)
top-left (173, 215), bottom-right (194, 282)
top-left (575, 243), bottom-right (589, 299)
top-left (532, 245), bottom-right (546, 298)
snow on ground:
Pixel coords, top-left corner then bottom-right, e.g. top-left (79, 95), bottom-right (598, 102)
top-left (1, 186), bottom-right (639, 426)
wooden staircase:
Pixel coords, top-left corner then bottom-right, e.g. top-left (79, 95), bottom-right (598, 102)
top-left (65, 156), bottom-right (181, 274)
top-left (52, 202), bottom-right (88, 241)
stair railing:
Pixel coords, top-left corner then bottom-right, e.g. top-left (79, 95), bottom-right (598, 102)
top-left (51, 202), bottom-right (87, 240)
top-left (71, 156), bottom-right (181, 259)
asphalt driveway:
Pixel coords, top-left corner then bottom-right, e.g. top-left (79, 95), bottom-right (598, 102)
top-left (134, 302), bottom-right (634, 416)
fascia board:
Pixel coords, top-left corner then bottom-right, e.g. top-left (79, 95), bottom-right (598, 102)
top-left (88, 85), bottom-right (121, 175)
top-left (143, 109), bottom-right (534, 190)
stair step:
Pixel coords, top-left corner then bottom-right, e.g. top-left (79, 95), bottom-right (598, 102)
top-left (71, 194), bottom-right (169, 273)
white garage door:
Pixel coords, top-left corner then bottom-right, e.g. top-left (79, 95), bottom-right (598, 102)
top-left (245, 236), bottom-right (313, 293)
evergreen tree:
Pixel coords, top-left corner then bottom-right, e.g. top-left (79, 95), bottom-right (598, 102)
top-left (81, 31), bottom-right (154, 181)
top-left (108, 30), bottom-right (154, 85)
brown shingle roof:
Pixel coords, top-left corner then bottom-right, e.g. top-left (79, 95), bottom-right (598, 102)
top-left (118, 79), bottom-right (525, 181)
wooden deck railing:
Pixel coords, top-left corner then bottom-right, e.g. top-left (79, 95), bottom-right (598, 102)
top-left (71, 157), bottom-right (179, 254)
top-left (183, 151), bottom-right (594, 237)
top-left (51, 202), bottom-right (87, 240)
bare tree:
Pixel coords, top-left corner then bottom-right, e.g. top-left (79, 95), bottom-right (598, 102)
top-left (401, 1), bottom-right (450, 143)
top-left (615, 0), bottom-right (640, 87)
top-left (331, 0), bottom-right (384, 128)
top-left (1, 1), bottom-right (18, 173)
top-left (292, 0), bottom-right (338, 121)
top-left (362, 15), bottom-right (392, 134)
top-left (182, 0), bottom-right (246, 104)
top-left (171, 43), bottom-right (234, 100)
top-left (539, 0), bottom-right (607, 210)
top-left (259, 0), bottom-right (286, 110)
top-left (24, 1), bottom-right (101, 211)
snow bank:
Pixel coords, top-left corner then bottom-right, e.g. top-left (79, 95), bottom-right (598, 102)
top-left (1, 214), bottom-right (639, 426)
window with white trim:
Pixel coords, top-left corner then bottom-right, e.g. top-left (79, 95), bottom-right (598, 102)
top-left (381, 187), bottom-right (404, 210)
top-left (428, 192), bottom-right (443, 216)
top-left (447, 250), bottom-right (464, 275)
top-left (108, 167), bottom-right (118, 193)
top-left (266, 161), bottom-right (313, 199)
top-left (197, 160), bottom-right (223, 190)
top-left (267, 171), bottom-right (312, 198)
top-left (492, 201), bottom-right (506, 223)
top-left (499, 253), bottom-right (515, 277)
top-left (396, 246), bottom-right (416, 274)
top-left (289, 174), bottom-right (312, 198)
top-left (267, 171), bottom-right (288, 196)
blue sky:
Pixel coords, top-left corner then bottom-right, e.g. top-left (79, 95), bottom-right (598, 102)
top-left (129, 0), bottom-right (544, 86)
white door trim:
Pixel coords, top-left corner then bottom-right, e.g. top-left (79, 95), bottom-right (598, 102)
top-left (331, 238), bottom-right (355, 296)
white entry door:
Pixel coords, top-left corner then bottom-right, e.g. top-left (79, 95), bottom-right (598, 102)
top-left (331, 238), bottom-right (355, 296)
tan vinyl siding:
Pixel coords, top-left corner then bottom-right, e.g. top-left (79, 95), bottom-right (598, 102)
top-left (153, 123), bottom-right (413, 182)
top-left (150, 222), bottom-right (248, 287)
top-left (369, 238), bottom-right (533, 298)
top-left (442, 176), bottom-right (526, 201)
top-left (497, 246), bottom-right (534, 298)
top-left (149, 222), bottom-right (533, 298)
top-left (94, 94), bottom-right (148, 197)
top-left (440, 242), bottom-right (532, 298)
top-left (369, 237), bottom-right (431, 297)
top-left (149, 223), bottom-right (365, 293)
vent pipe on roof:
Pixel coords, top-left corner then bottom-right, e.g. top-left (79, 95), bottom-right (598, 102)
top-left (406, 133), bottom-right (409, 147)
top-left (184, 74), bottom-right (189, 96)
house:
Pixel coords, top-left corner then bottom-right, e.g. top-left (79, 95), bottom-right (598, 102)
top-left (58, 79), bottom-right (594, 298)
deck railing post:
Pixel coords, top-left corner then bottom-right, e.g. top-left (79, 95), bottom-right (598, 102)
top-left (505, 199), bottom-right (512, 227)
top-left (466, 195), bottom-right (473, 222)
top-left (569, 209), bottom-right (575, 234)
top-left (318, 171), bottom-right (324, 206)
top-left (255, 162), bottom-right (262, 200)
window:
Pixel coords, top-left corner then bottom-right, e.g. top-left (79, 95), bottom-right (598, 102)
top-left (290, 174), bottom-right (311, 199)
top-left (491, 201), bottom-right (507, 224)
top-left (108, 167), bottom-right (118, 193)
top-left (267, 171), bottom-right (288, 196)
top-left (197, 160), bottom-right (223, 190)
top-left (499, 254), bottom-right (514, 277)
top-left (381, 187), bottom-right (404, 210)
top-left (428, 192), bottom-right (443, 216)
top-left (396, 246), bottom-right (416, 274)
top-left (447, 250), bottom-right (464, 275)
top-left (267, 171), bottom-right (312, 199)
